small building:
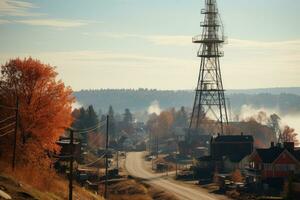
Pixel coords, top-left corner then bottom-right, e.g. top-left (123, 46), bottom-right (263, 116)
top-left (173, 127), bottom-right (186, 142)
top-left (210, 133), bottom-right (254, 161)
top-left (194, 134), bottom-right (254, 179)
top-left (179, 132), bottom-right (211, 157)
top-left (246, 142), bottom-right (300, 189)
top-left (56, 137), bottom-right (83, 162)
top-left (223, 154), bottom-right (250, 172)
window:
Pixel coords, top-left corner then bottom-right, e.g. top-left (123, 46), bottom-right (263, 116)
top-left (274, 164), bottom-right (295, 171)
top-left (288, 164), bottom-right (295, 171)
top-left (264, 164), bottom-right (272, 170)
top-left (249, 162), bottom-right (255, 168)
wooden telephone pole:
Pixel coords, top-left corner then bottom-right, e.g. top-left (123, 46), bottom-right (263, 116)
top-left (69, 129), bottom-right (74, 200)
top-left (104, 115), bottom-right (109, 199)
top-left (12, 97), bottom-right (19, 170)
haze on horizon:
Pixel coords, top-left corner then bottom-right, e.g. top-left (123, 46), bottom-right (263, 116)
top-left (0, 0), bottom-right (299, 91)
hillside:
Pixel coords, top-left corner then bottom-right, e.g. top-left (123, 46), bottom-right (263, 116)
top-left (74, 88), bottom-right (300, 115)
top-left (0, 173), bottom-right (103, 200)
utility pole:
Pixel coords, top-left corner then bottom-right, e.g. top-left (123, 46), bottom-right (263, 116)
top-left (175, 136), bottom-right (178, 178)
top-left (175, 158), bottom-right (178, 178)
top-left (148, 131), bottom-right (151, 153)
top-left (156, 135), bottom-right (158, 157)
top-left (12, 96), bottom-right (19, 170)
top-left (116, 150), bottom-right (119, 170)
top-left (104, 115), bottom-right (109, 199)
top-left (68, 129), bottom-right (74, 200)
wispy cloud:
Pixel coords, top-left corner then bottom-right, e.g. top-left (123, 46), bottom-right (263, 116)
top-left (145, 35), bottom-right (191, 46)
top-left (85, 32), bottom-right (300, 51)
top-left (0, 0), bottom-right (40, 16)
top-left (15, 19), bottom-right (91, 28)
top-left (0, 0), bottom-right (93, 28)
top-left (84, 32), bottom-right (192, 46)
top-left (229, 38), bottom-right (300, 49)
top-left (36, 50), bottom-right (195, 66)
top-left (0, 19), bottom-right (10, 24)
top-left (226, 38), bottom-right (300, 63)
top-left (0, 50), bottom-right (196, 69)
top-left (0, 50), bottom-right (198, 90)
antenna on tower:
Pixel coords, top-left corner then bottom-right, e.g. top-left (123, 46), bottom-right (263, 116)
top-left (188, 0), bottom-right (228, 136)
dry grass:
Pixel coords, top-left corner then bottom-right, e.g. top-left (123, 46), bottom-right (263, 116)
top-left (226, 190), bottom-right (240, 199)
top-left (109, 194), bottom-right (152, 200)
top-left (110, 179), bottom-right (148, 195)
top-left (153, 155), bottom-right (176, 171)
top-left (0, 161), bottom-right (104, 200)
top-left (0, 162), bottom-right (66, 192)
top-left (107, 179), bottom-right (178, 200)
top-left (148, 187), bottom-right (177, 200)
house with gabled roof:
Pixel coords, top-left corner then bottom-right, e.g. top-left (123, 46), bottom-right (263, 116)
top-left (194, 133), bottom-right (254, 179)
top-left (246, 142), bottom-right (300, 188)
top-left (210, 133), bottom-right (254, 161)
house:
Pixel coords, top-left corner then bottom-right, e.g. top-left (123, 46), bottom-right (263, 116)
top-left (223, 154), bottom-right (250, 172)
top-left (246, 142), bottom-right (300, 188)
top-left (210, 133), bottom-right (254, 161)
top-left (194, 134), bottom-right (254, 178)
top-left (56, 137), bottom-right (83, 162)
top-left (173, 127), bottom-right (186, 142)
top-left (179, 132), bottom-right (211, 157)
top-left (194, 156), bottom-right (216, 179)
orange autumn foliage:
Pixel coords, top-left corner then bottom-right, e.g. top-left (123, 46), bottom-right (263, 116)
top-left (0, 57), bottom-right (74, 169)
top-left (157, 111), bottom-right (174, 137)
top-left (147, 111), bottom-right (174, 139)
top-left (280, 125), bottom-right (299, 146)
top-left (231, 169), bottom-right (243, 183)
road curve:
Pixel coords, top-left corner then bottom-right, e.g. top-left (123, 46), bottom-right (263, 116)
top-left (125, 152), bottom-right (229, 200)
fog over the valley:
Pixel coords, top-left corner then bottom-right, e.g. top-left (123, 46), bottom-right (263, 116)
top-left (236, 104), bottom-right (300, 141)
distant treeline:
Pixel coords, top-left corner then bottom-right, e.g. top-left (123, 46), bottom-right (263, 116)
top-left (74, 88), bottom-right (300, 115)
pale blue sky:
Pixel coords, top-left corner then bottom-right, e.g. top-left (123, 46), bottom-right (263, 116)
top-left (0, 0), bottom-right (299, 90)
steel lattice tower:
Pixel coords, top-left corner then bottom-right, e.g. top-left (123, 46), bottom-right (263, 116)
top-left (189, 0), bottom-right (228, 135)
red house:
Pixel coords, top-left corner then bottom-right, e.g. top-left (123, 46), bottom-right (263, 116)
top-left (247, 142), bottom-right (300, 186)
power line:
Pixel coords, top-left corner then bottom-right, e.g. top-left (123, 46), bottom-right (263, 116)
top-left (74, 120), bottom-right (107, 134)
top-left (0, 104), bottom-right (17, 110)
top-left (81, 154), bottom-right (106, 168)
top-left (0, 122), bottom-right (15, 131)
top-left (0, 116), bottom-right (15, 124)
top-left (70, 119), bottom-right (107, 132)
top-left (0, 129), bottom-right (14, 137)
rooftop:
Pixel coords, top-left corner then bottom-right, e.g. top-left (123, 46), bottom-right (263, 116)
top-left (255, 143), bottom-right (300, 163)
top-left (213, 134), bottom-right (254, 143)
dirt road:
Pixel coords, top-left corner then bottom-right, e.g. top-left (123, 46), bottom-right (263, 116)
top-left (125, 152), bottom-right (229, 200)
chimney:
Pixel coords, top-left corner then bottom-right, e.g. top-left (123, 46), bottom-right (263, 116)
top-left (271, 142), bottom-right (275, 148)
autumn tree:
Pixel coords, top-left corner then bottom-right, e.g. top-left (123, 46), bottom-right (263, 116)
top-left (146, 113), bottom-right (159, 153)
top-left (72, 105), bottom-right (100, 144)
top-left (123, 108), bottom-right (133, 124)
top-left (173, 106), bottom-right (188, 128)
top-left (157, 111), bottom-right (174, 139)
top-left (269, 113), bottom-right (281, 139)
top-left (122, 108), bottom-right (134, 134)
top-left (0, 57), bottom-right (74, 169)
top-left (280, 126), bottom-right (299, 146)
top-left (231, 169), bottom-right (243, 183)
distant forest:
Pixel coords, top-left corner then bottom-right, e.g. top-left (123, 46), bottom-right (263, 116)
top-left (74, 88), bottom-right (300, 116)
